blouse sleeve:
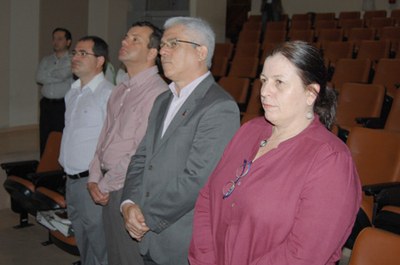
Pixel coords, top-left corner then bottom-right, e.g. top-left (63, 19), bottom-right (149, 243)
top-left (188, 180), bottom-right (217, 265)
top-left (252, 147), bottom-right (362, 265)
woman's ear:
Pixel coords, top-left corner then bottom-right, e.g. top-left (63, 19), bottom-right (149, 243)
top-left (306, 84), bottom-right (320, 105)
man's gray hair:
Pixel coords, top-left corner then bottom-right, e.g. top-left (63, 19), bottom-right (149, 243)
top-left (164, 17), bottom-right (215, 69)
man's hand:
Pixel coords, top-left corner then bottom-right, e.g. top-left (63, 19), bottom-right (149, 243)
top-left (87, 182), bottom-right (109, 206)
top-left (121, 203), bottom-right (150, 241)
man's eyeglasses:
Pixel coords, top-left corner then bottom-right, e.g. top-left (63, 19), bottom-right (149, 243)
top-left (222, 159), bottom-right (252, 199)
top-left (71, 50), bottom-right (98, 57)
top-left (160, 39), bottom-right (201, 49)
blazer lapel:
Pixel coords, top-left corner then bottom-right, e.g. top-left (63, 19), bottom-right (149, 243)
top-left (153, 74), bottom-right (215, 153)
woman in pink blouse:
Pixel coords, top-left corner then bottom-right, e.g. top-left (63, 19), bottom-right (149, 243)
top-left (189, 41), bottom-right (362, 265)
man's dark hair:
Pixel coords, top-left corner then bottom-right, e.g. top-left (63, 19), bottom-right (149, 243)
top-left (78, 35), bottom-right (109, 73)
top-left (131, 21), bottom-right (163, 50)
top-left (52, 27), bottom-right (72, 42)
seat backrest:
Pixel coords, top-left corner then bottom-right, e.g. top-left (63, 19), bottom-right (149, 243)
top-left (37, 131), bottom-right (63, 173)
top-left (339, 11), bottom-right (361, 20)
top-left (385, 90), bottom-right (400, 132)
top-left (245, 79), bottom-right (263, 115)
top-left (323, 41), bottom-right (354, 68)
top-left (368, 17), bottom-right (395, 38)
top-left (331, 58), bottom-right (371, 92)
top-left (291, 13), bottom-right (311, 22)
top-left (290, 19), bottom-right (312, 30)
top-left (348, 28), bottom-right (376, 51)
top-left (287, 29), bottom-right (314, 42)
top-left (228, 56), bottom-right (259, 78)
top-left (372, 58), bottom-right (400, 98)
top-left (263, 30), bottom-right (286, 46)
top-left (346, 127), bottom-right (400, 186)
top-left (336, 83), bottom-right (385, 129)
top-left (363, 10), bottom-right (387, 27)
top-left (237, 30), bottom-right (261, 46)
top-left (214, 42), bottom-right (234, 60)
top-left (265, 21), bottom-right (287, 31)
top-left (339, 18), bottom-right (364, 38)
top-left (349, 227), bottom-right (400, 265)
top-left (380, 26), bottom-right (400, 52)
top-left (234, 43), bottom-right (260, 58)
top-left (211, 56), bottom-right (229, 78)
top-left (218, 77), bottom-right (250, 104)
top-left (356, 40), bottom-right (390, 63)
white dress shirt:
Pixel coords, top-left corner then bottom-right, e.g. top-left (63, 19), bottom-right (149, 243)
top-left (36, 52), bottom-right (73, 99)
top-left (161, 71), bottom-right (210, 136)
top-left (59, 72), bottom-right (113, 174)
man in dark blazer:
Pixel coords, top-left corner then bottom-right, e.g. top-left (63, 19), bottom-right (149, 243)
top-left (121, 17), bottom-right (240, 265)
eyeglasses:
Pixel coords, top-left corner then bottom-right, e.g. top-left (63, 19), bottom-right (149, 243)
top-left (71, 50), bottom-right (97, 57)
top-left (222, 159), bottom-right (252, 199)
top-left (160, 39), bottom-right (201, 49)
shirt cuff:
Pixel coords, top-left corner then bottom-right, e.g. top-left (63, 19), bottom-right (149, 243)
top-left (120, 199), bottom-right (135, 213)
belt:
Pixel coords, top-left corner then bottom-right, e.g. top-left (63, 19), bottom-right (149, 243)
top-left (43, 97), bottom-right (64, 103)
top-left (66, 170), bottom-right (89, 179)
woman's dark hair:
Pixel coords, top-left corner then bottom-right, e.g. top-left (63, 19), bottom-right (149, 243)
top-left (271, 41), bottom-right (337, 129)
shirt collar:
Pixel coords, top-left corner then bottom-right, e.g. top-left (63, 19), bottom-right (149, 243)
top-left (121, 65), bottom-right (159, 89)
top-left (71, 72), bottom-right (105, 92)
top-left (169, 71), bottom-right (210, 98)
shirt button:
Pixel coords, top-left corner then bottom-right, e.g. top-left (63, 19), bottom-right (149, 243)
top-left (145, 192), bottom-right (150, 197)
top-left (231, 203), bottom-right (235, 208)
top-left (148, 165), bottom-right (153, 170)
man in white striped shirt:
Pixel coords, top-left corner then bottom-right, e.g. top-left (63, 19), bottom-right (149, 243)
top-left (59, 36), bottom-right (114, 265)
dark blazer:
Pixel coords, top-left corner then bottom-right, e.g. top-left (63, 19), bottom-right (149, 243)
top-left (121, 74), bottom-right (240, 265)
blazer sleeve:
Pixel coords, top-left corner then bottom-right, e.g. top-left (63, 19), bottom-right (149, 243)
top-left (121, 135), bottom-right (147, 204)
top-left (143, 98), bottom-right (240, 233)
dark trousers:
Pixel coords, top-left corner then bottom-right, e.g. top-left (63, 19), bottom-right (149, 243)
top-left (39, 97), bottom-right (65, 156)
top-left (103, 189), bottom-right (144, 265)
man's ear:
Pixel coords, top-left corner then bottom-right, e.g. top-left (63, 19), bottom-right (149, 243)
top-left (196, 45), bottom-right (208, 62)
top-left (147, 48), bottom-right (158, 62)
top-left (97, 56), bottom-right (106, 70)
top-left (306, 84), bottom-right (320, 105)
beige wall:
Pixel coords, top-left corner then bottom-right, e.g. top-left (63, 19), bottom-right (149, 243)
top-left (88, 0), bottom-right (132, 68)
top-left (0, 1), bottom-right (11, 127)
top-left (9, 0), bottom-right (40, 127)
top-left (191, 0), bottom-right (227, 43)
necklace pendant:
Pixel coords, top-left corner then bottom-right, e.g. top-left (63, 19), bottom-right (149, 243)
top-left (260, 139), bottom-right (268, 147)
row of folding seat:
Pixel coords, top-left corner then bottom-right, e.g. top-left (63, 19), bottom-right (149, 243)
top-left (1, 131), bottom-right (79, 256)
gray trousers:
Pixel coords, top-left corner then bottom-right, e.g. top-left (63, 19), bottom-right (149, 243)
top-left (103, 189), bottom-right (144, 265)
top-left (66, 177), bottom-right (108, 265)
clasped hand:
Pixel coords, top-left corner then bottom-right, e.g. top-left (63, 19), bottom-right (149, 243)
top-left (121, 203), bottom-right (150, 241)
top-left (87, 182), bottom-right (110, 206)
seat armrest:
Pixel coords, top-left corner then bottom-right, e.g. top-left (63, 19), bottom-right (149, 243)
top-left (1, 160), bottom-right (39, 177)
top-left (32, 170), bottom-right (66, 192)
top-left (355, 117), bottom-right (385, 129)
top-left (363, 182), bottom-right (400, 197)
top-left (375, 185), bottom-right (400, 208)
